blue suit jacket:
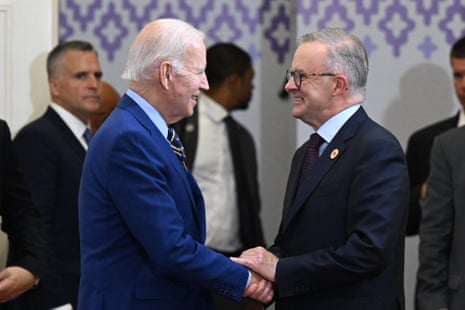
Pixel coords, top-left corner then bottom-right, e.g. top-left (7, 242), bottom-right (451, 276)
top-left (270, 108), bottom-right (409, 310)
top-left (78, 94), bottom-right (248, 310)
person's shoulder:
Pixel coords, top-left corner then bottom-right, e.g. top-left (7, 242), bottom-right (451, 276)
top-left (409, 114), bottom-right (458, 141)
top-left (436, 124), bottom-right (465, 143)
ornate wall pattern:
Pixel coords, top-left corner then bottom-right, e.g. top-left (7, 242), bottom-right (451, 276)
top-left (59, 0), bottom-right (291, 68)
top-left (60, 0), bottom-right (465, 67)
top-left (297, 0), bottom-right (465, 58)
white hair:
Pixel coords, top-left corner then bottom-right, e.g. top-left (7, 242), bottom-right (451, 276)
top-left (122, 18), bottom-right (205, 82)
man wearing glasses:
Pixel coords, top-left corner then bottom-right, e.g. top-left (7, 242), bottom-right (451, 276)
top-left (232, 28), bottom-right (409, 310)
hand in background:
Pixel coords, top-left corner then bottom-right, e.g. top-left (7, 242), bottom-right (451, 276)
top-left (0, 266), bottom-right (36, 302)
top-left (243, 270), bottom-right (273, 304)
top-left (232, 246), bottom-right (278, 282)
top-left (420, 183), bottom-right (427, 200)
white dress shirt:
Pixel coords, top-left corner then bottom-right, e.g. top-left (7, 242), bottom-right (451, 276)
top-left (193, 94), bottom-right (242, 252)
top-left (50, 103), bottom-right (89, 150)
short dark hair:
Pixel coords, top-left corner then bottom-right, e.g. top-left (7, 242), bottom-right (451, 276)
top-left (47, 40), bottom-right (97, 79)
top-left (450, 36), bottom-right (465, 59)
top-left (205, 43), bottom-right (252, 88)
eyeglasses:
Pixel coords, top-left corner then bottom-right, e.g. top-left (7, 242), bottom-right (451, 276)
top-left (286, 69), bottom-right (336, 89)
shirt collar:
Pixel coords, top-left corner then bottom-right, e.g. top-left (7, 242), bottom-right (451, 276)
top-left (457, 106), bottom-right (465, 127)
top-left (126, 89), bottom-right (168, 139)
top-left (50, 103), bottom-right (88, 138)
top-left (317, 104), bottom-right (361, 144)
top-left (199, 93), bottom-right (229, 122)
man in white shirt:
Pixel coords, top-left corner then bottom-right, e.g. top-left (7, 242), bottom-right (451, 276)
top-left (174, 42), bottom-right (266, 310)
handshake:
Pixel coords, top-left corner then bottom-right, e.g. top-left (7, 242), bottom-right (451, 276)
top-left (231, 246), bottom-right (279, 307)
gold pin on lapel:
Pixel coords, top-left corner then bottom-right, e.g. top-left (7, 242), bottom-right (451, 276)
top-left (330, 148), bottom-right (339, 160)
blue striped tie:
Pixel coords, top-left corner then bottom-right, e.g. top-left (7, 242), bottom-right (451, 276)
top-left (167, 127), bottom-right (187, 171)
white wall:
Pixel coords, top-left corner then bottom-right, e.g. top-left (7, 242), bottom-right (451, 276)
top-left (0, 0), bottom-right (58, 267)
top-left (0, 0), bottom-right (58, 132)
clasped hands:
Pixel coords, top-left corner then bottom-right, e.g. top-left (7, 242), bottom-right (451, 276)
top-left (231, 246), bottom-right (278, 306)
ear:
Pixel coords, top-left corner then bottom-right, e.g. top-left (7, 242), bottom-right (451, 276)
top-left (333, 75), bottom-right (348, 96)
top-left (49, 78), bottom-right (60, 97)
top-left (159, 61), bottom-right (172, 90)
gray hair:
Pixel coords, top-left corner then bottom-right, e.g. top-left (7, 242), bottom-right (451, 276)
top-left (47, 40), bottom-right (97, 80)
top-left (122, 18), bottom-right (205, 82)
top-left (298, 28), bottom-right (368, 98)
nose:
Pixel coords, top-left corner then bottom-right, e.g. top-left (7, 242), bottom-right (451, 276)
top-left (284, 78), bottom-right (295, 93)
top-left (88, 74), bottom-right (100, 89)
top-left (200, 72), bottom-right (209, 91)
top-left (459, 75), bottom-right (465, 87)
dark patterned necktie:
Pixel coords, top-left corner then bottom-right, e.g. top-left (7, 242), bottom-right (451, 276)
top-left (299, 133), bottom-right (324, 184)
top-left (83, 128), bottom-right (92, 146)
top-left (167, 127), bottom-right (187, 171)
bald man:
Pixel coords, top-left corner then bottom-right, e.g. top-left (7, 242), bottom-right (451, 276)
top-left (89, 81), bottom-right (120, 133)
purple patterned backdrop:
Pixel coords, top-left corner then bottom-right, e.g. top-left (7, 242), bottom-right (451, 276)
top-left (60, 0), bottom-right (465, 65)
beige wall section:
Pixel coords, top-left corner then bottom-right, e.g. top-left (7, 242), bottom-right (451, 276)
top-left (0, 0), bottom-right (58, 268)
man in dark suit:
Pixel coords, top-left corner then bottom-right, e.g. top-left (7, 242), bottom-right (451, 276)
top-left (405, 35), bottom-right (465, 236)
top-left (233, 28), bottom-right (409, 310)
top-left (12, 40), bottom-right (102, 309)
top-left (416, 125), bottom-right (465, 310)
top-left (78, 19), bottom-right (273, 310)
top-left (174, 42), bottom-right (266, 310)
top-left (0, 119), bottom-right (44, 308)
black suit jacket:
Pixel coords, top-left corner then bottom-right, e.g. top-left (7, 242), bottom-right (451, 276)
top-left (270, 108), bottom-right (409, 309)
top-left (0, 120), bottom-right (45, 310)
top-left (405, 113), bottom-right (459, 235)
top-left (173, 106), bottom-right (266, 250)
top-left (0, 119), bottom-right (44, 278)
top-left (12, 107), bottom-right (86, 309)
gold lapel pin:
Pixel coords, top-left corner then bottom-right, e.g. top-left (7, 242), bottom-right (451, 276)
top-left (330, 148), bottom-right (339, 160)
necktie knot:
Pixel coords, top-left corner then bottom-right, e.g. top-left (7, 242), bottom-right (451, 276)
top-left (167, 127), bottom-right (187, 171)
top-left (308, 133), bottom-right (323, 149)
top-left (83, 128), bottom-right (92, 146)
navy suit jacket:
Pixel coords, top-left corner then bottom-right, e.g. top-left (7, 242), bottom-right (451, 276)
top-left (78, 94), bottom-right (248, 310)
top-left (270, 108), bottom-right (409, 310)
top-left (13, 108), bottom-right (85, 309)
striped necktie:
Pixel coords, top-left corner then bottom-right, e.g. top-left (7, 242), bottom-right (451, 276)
top-left (167, 127), bottom-right (187, 171)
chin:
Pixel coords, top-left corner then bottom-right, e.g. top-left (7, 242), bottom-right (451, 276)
top-left (292, 107), bottom-right (303, 119)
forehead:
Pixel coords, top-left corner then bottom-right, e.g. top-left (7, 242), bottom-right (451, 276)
top-left (292, 41), bottom-right (328, 69)
top-left (61, 50), bottom-right (101, 71)
top-left (184, 39), bottom-right (206, 67)
top-left (451, 57), bottom-right (465, 72)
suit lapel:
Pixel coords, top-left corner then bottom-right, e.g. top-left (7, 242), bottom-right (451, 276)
top-left (282, 108), bottom-right (368, 231)
top-left (119, 96), bottom-right (205, 229)
top-left (45, 107), bottom-right (86, 159)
